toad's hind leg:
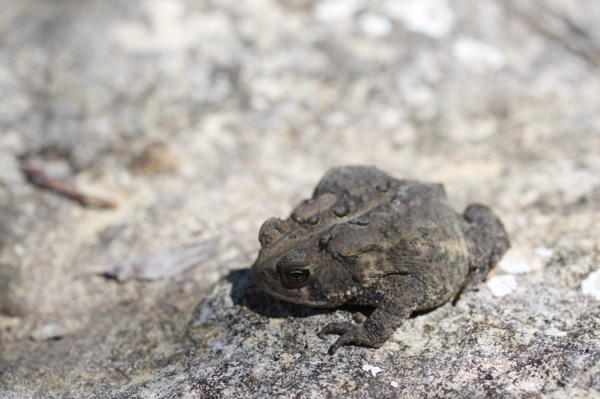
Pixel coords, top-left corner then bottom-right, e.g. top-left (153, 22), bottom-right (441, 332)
top-left (461, 204), bottom-right (510, 288)
top-left (319, 275), bottom-right (424, 354)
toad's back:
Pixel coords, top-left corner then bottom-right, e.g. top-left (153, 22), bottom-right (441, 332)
top-left (314, 169), bottom-right (471, 309)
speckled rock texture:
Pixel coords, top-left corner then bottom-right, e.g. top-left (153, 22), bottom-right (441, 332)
top-left (0, 0), bottom-right (599, 398)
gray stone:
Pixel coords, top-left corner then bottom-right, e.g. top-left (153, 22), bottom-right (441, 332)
top-left (0, 0), bottom-right (599, 397)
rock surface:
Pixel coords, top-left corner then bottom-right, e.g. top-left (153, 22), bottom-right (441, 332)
top-left (0, 0), bottom-right (599, 397)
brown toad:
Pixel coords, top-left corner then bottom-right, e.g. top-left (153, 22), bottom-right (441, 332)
top-left (252, 166), bottom-right (510, 353)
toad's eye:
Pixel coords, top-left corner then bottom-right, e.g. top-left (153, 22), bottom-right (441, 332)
top-left (287, 269), bottom-right (310, 282)
top-left (277, 261), bottom-right (311, 289)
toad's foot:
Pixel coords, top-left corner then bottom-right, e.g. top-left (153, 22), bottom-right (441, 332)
top-left (319, 322), bottom-right (385, 354)
top-left (319, 275), bottom-right (424, 354)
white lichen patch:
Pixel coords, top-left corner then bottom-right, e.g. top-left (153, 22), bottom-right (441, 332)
top-left (313, 0), bottom-right (363, 23)
top-left (362, 364), bottom-right (382, 377)
top-left (30, 323), bottom-right (67, 342)
top-left (499, 253), bottom-right (532, 274)
top-left (487, 275), bottom-right (517, 298)
top-left (384, 0), bottom-right (454, 39)
top-left (544, 328), bottom-right (568, 337)
top-left (500, 246), bottom-right (551, 274)
top-left (534, 247), bottom-right (553, 258)
top-left (453, 38), bottom-right (506, 72)
top-left (359, 14), bottom-right (393, 38)
top-left (581, 269), bottom-right (600, 300)
top-left (111, 0), bottom-right (190, 52)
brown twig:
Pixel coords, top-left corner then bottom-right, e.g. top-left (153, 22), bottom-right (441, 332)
top-left (506, 1), bottom-right (600, 70)
top-left (21, 163), bottom-right (117, 209)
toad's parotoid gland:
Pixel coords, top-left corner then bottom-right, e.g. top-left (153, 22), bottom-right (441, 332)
top-left (252, 166), bottom-right (510, 354)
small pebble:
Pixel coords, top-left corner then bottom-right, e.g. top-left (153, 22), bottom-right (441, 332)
top-left (487, 275), bottom-right (517, 298)
top-left (581, 269), bottom-right (600, 300)
top-left (313, 0), bottom-right (363, 23)
top-left (499, 251), bottom-right (531, 274)
top-left (534, 247), bottom-right (553, 258)
top-left (362, 364), bottom-right (382, 377)
top-left (385, 0), bottom-right (454, 39)
top-left (359, 14), bottom-right (393, 38)
top-left (30, 323), bottom-right (67, 341)
top-left (14, 244), bottom-right (26, 257)
top-left (453, 37), bottom-right (506, 71)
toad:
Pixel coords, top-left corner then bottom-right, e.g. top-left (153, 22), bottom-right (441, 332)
top-left (252, 166), bottom-right (510, 353)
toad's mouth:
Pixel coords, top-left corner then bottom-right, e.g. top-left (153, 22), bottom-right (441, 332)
top-left (251, 265), bottom-right (348, 308)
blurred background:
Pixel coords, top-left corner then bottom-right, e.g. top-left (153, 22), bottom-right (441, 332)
top-left (0, 0), bottom-right (599, 396)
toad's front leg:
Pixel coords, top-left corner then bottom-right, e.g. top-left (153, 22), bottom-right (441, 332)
top-left (319, 275), bottom-right (424, 354)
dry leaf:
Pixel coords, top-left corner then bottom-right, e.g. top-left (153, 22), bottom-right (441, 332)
top-left (103, 238), bottom-right (219, 281)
